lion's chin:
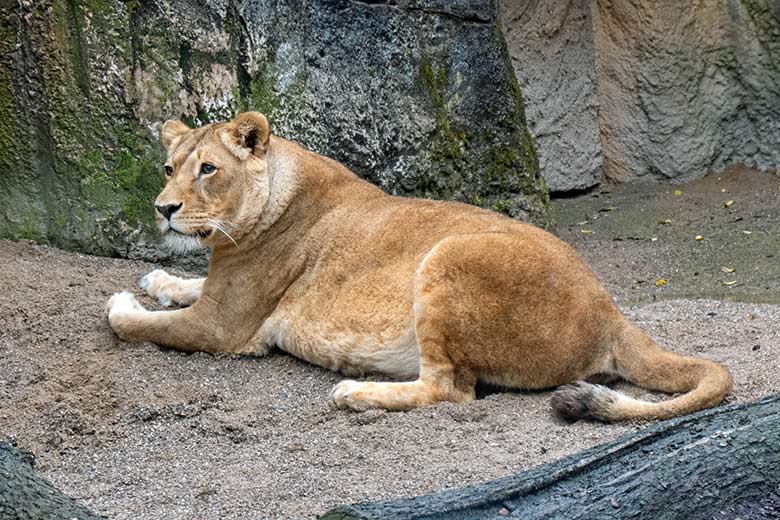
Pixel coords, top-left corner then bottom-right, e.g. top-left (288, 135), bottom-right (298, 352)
top-left (162, 232), bottom-right (206, 254)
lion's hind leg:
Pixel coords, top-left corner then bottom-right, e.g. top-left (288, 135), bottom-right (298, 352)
top-left (139, 269), bottom-right (205, 307)
top-left (330, 317), bottom-right (476, 411)
top-left (331, 238), bottom-right (481, 412)
top-left (330, 367), bottom-right (475, 412)
top-left (330, 350), bottom-right (477, 411)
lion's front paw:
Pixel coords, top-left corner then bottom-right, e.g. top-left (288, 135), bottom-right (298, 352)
top-left (330, 380), bottom-right (377, 412)
top-left (106, 291), bottom-right (146, 338)
top-left (139, 269), bottom-right (176, 306)
top-left (106, 291), bottom-right (145, 316)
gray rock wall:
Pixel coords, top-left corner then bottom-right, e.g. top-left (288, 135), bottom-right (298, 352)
top-left (594, 0), bottom-right (780, 182)
top-left (500, 0), bottom-right (603, 193)
top-left (501, 0), bottom-right (779, 191)
top-left (0, 0), bottom-right (550, 260)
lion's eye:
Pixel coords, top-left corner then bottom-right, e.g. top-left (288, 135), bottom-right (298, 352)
top-left (200, 163), bottom-right (216, 175)
top-left (164, 165), bottom-right (173, 177)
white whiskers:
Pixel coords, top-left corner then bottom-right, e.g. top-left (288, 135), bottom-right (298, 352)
top-left (207, 218), bottom-right (239, 247)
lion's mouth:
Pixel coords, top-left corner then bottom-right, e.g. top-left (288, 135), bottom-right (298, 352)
top-left (170, 228), bottom-right (212, 239)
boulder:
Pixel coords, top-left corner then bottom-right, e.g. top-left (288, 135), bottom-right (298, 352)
top-left (0, 0), bottom-right (550, 261)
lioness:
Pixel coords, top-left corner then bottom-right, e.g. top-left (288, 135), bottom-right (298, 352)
top-left (106, 112), bottom-right (732, 421)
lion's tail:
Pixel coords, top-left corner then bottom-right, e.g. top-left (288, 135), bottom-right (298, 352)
top-left (551, 323), bottom-right (732, 422)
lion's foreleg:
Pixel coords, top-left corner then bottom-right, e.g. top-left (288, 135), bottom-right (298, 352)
top-left (139, 269), bottom-right (205, 307)
top-left (106, 291), bottom-right (225, 354)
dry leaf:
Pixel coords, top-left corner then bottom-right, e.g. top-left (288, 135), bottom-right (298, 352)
top-left (723, 280), bottom-right (738, 286)
top-left (721, 266), bottom-right (736, 273)
top-left (655, 278), bottom-right (668, 286)
top-left (695, 235), bottom-right (704, 241)
top-left (724, 200), bottom-right (734, 208)
top-left (673, 190), bottom-right (683, 196)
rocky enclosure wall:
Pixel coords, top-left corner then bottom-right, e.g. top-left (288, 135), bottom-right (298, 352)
top-left (501, 0), bottom-right (780, 193)
top-left (3, 0), bottom-right (776, 256)
top-left (500, 0), bottom-right (602, 193)
top-left (0, 0), bottom-right (549, 260)
top-left (594, 0), bottom-right (780, 183)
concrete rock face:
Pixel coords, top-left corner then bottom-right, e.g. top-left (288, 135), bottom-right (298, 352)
top-left (501, 0), bottom-right (779, 192)
top-left (0, 0), bottom-right (550, 260)
top-left (594, 0), bottom-right (780, 182)
top-left (500, 0), bottom-right (603, 193)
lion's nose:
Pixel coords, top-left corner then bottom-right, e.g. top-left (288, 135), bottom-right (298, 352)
top-left (155, 203), bottom-right (182, 220)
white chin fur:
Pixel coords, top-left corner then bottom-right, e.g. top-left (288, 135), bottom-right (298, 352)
top-left (162, 233), bottom-right (204, 254)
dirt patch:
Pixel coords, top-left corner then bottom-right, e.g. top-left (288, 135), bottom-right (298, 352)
top-left (556, 165), bottom-right (780, 304)
top-left (1, 166), bottom-right (778, 519)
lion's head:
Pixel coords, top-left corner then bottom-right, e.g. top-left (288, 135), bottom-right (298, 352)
top-left (154, 112), bottom-right (272, 252)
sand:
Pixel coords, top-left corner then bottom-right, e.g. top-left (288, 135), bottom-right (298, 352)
top-left (0, 166), bottom-right (777, 519)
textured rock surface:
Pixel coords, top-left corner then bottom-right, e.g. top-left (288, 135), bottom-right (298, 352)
top-left (593, 0), bottom-right (780, 181)
top-left (0, 0), bottom-right (550, 260)
top-left (500, 0), bottom-right (603, 193)
top-left (501, 1), bottom-right (779, 190)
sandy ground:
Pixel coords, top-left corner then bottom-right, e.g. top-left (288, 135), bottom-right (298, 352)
top-left (0, 166), bottom-right (778, 519)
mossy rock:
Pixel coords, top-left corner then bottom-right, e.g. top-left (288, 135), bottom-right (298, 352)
top-left (1, 0), bottom-right (551, 261)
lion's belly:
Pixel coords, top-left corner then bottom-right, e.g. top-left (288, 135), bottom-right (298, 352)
top-left (255, 312), bottom-right (420, 379)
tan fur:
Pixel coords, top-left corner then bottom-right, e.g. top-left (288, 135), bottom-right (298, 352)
top-left (106, 112), bottom-right (733, 421)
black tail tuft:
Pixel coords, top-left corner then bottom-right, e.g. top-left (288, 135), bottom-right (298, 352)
top-left (551, 381), bottom-right (616, 422)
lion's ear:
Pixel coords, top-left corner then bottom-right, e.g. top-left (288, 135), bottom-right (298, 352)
top-left (161, 120), bottom-right (190, 151)
top-left (229, 112), bottom-right (270, 158)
